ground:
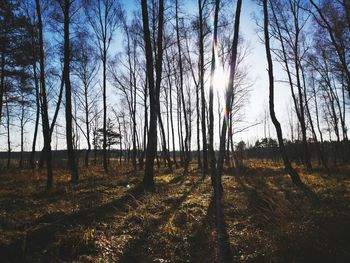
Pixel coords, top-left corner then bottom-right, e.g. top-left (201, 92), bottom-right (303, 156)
top-left (0, 160), bottom-right (350, 262)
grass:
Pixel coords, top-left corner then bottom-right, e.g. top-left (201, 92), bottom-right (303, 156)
top-left (0, 160), bottom-right (350, 262)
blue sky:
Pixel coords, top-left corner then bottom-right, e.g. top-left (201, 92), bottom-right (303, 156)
top-left (0, 0), bottom-right (301, 152)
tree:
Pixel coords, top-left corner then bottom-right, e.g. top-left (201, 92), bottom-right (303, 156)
top-left (175, 0), bottom-right (190, 169)
top-left (0, 0), bottom-right (32, 126)
top-left (72, 31), bottom-right (99, 167)
top-left (84, 0), bottom-right (123, 172)
top-left (198, 0), bottom-right (208, 174)
top-left (96, 118), bottom-right (121, 163)
top-left (309, 0), bottom-right (350, 99)
top-left (214, 0), bottom-right (243, 198)
top-left (268, 0), bottom-right (313, 171)
top-left (263, 0), bottom-right (303, 186)
top-left (209, 0), bottom-right (220, 191)
top-left (62, 0), bottom-right (78, 182)
top-left (142, 0), bottom-right (165, 190)
top-left (35, 0), bottom-right (53, 190)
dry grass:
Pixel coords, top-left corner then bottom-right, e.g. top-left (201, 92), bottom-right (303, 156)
top-left (0, 160), bottom-right (350, 262)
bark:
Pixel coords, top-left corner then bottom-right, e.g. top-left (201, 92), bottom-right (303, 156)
top-left (165, 48), bottom-right (177, 166)
top-left (142, 0), bottom-right (164, 190)
top-left (63, 0), bottom-right (78, 182)
top-left (198, 0), bottom-right (208, 173)
top-left (36, 0), bottom-right (53, 190)
top-left (102, 48), bottom-right (107, 171)
top-left (312, 74), bottom-right (327, 166)
top-left (209, 0), bottom-right (220, 193)
top-left (38, 72), bottom-right (64, 169)
top-left (20, 96), bottom-right (24, 169)
top-left (158, 110), bottom-right (172, 169)
top-left (216, 0), bottom-right (242, 197)
top-left (140, 80), bottom-right (148, 169)
top-left (263, 0), bottom-right (303, 187)
top-left (6, 99), bottom-right (10, 169)
top-left (0, 53), bottom-right (5, 126)
top-left (175, 0), bottom-right (189, 169)
top-left (84, 79), bottom-right (91, 167)
top-left (30, 26), bottom-right (40, 169)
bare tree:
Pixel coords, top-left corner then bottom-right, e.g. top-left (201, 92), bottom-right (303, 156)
top-left (268, 0), bottom-right (312, 171)
top-left (263, 0), bottom-right (303, 186)
top-left (62, 0), bottom-right (78, 182)
top-left (84, 0), bottom-right (122, 172)
top-left (142, 0), bottom-right (165, 190)
top-left (35, 0), bottom-right (53, 190)
top-left (198, 0), bottom-right (208, 174)
top-left (72, 31), bottom-right (99, 167)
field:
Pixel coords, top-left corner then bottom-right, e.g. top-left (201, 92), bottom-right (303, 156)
top-left (1, 160), bottom-right (350, 262)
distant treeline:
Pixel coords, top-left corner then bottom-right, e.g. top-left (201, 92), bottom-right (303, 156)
top-left (244, 138), bottom-right (349, 165)
top-left (1, 137), bottom-right (348, 170)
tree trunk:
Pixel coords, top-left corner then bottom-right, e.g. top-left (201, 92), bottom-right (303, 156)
top-left (38, 71), bottom-right (64, 169)
top-left (209, 0), bottom-right (220, 192)
top-left (6, 99), bottom-right (11, 169)
top-left (20, 96), bottom-right (24, 169)
top-left (142, 0), bottom-right (164, 190)
top-left (263, 0), bottom-right (303, 187)
top-left (36, 0), bottom-right (53, 190)
top-left (63, 0), bottom-right (78, 182)
top-left (30, 27), bottom-right (40, 169)
top-left (175, 0), bottom-right (189, 169)
top-left (198, 0), bottom-right (208, 174)
top-left (0, 53), bottom-right (5, 125)
top-left (165, 48), bottom-right (177, 167)
top-left (84, 80), bottom-right (91, 167)
top-left (102, 48), bottom-right (108, 171)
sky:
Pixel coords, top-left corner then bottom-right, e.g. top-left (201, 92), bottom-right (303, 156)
top-left (0, 0), bottom-right (308, 152)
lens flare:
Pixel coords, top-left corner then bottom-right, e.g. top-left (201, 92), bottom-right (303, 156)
top-left (211, 41), bottom-right (228, 123)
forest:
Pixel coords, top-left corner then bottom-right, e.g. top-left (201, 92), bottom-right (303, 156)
top-left (1, 0), bottom-right (350, 262)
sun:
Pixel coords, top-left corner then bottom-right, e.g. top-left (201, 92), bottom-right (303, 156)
top-left (213, 64), bottom-right (227, 92)
top-left (212, 43), bottom-right (227, 95)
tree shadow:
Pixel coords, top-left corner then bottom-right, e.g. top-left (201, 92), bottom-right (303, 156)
top-left (229, 168), bottom-right (350, 262)
top-left (117, 178), bottom-right (203, 262)
top-left (210, 196), bottom-right (234, 263)
top-left (0, 182), bottom-right (145, 262)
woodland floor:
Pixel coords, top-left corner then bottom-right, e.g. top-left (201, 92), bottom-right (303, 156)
top-left (0, 160), bottom-right (350, 263)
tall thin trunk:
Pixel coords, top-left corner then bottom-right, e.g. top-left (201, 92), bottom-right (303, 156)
top-left (312, 74), bottom-right (327, 166)
top-left (6, 99), bottom-right (11, 169)
top-left (158, 111), bottom-right (172, 169)
top-left (102, 47), bottom-right (108, 171)
top-left (301, 64), bottom-right (329, 172)
top-left (175, 0), bottom-right (189, 169)
top-left (270, 1), bottom-right (312, 171)
top-left (292, 14), bottom-right (312, 171)
top-left (0, 53), bottom-right (5, 125)
top-left (198, 0), bottom-right (208, 173)
top-left (20, 96), bottom-right (24, 169)
top-left (63, 0), bottom-right (78, 182)
top-left (142, 0), bottom-right (164, 190)
top-left (84, 79), bottom-right (91, 166)
top-left (30, 26), bottom-right (40, 168)
top-left (165, 49), bottom-right (177, 166)
top-left (140, 80), bottom-right (148, 169)
top-left (36, 0), bottom-right (53, 190)
top-left (209, 0), bottom-right (220, 190)
top-left (216, 0), bottom-right (242, 198)
top-left (263, 0), bottom-right (302, 186)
